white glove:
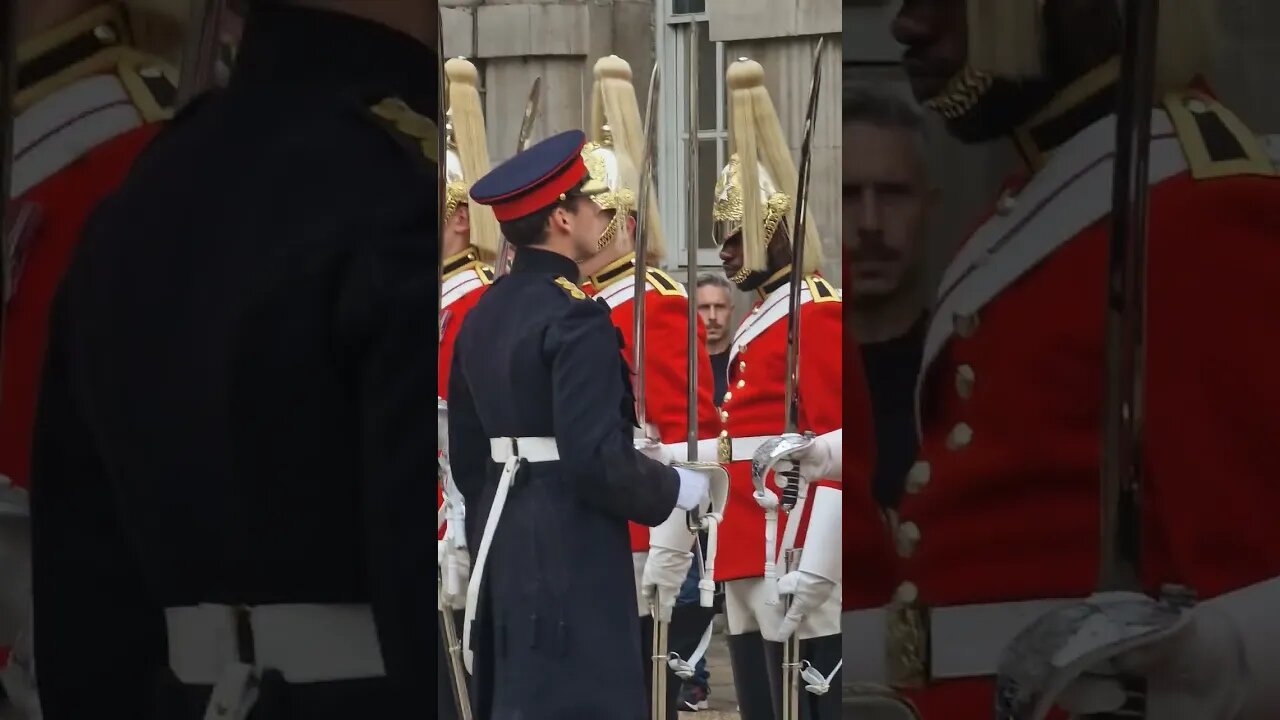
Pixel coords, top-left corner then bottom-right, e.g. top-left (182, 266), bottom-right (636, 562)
top-left (673, 467), bottom-right (709, 511)
top-left (1055, 603), bottom-right (1248, 720)
top-left (767, 569), bottom-right (837, 642)
top-left (779, 429), bottom-right (841, 481)
top-left (438, 541), bottom-right (471, 610)
top-left (642, 546), bottom-right (693, 623)
top-left (635, 437), bottom-right (674, 465)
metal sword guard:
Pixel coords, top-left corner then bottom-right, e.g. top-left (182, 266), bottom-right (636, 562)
top-left (750, 432), bottom-right (817, 503)
top-left (672, 461), bottom-right (730, 533)
top-left (992, 591), bottom-right (1187, 720)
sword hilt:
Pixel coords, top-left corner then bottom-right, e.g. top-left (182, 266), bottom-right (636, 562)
top-left (1082, 675), bottom-right (1145, 720)
top-left (781, 468), bottom-right (801, 511)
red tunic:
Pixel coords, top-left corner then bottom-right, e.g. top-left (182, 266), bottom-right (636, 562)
top-left (437, 249), bottom-right (492, 540)
top-left (0, 24), bottom-right (175, 670)
top-left (714, 273), bottom-right (843, 582)
top-left (887, 99), bottom-right (1280, 717)
top-left (0, 99), bottom-right (167, 491)
top-left (583, 256), bottom-right (720, 553)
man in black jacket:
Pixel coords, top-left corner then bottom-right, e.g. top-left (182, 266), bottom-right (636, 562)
top-left (29, 2), bottom-right (439, 718)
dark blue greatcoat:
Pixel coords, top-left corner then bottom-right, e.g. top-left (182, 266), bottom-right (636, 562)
top-left (448, 247), bottom-right (679, 720)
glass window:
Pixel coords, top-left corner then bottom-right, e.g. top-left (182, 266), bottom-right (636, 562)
top-left (671, 0), bottom-right (706, 15)
top-left (696, 138), bottom-right (721, 250)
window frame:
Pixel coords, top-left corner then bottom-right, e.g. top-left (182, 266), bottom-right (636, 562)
top-left (655, 3), bottom-right (728, 270)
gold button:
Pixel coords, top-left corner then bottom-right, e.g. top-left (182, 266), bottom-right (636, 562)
top-left (954, 312), bottom-right (980, 338)
top-left (94, 24), bottom-right (117, 43)
top-left (946, 422), bottom-right (973, 451)
top-left (736, 379), bottom-right (745, 389)
top-left (905, 461), bottom-right (931, 494)
top-left (1187, 98), bottom-right (1209, 114)
top-left (739, 361), bottom-right (746, 371)
top-left (955, 364), bottom-right (975, 399)
top-left (719, 430), bottom-right (729, 438)
top-left (894, 581), bottom-right (919, 605)
top-left (896, 522), bottom-right (921, 558)
top-left (723, 391), bottom-right (732, 403)
top-left (720, 410), bottom-right (729, 421)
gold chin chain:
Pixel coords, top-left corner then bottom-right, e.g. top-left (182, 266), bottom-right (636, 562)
top-left (595, 211), bottom-right (623, 251)
top-left (924, 65), bottom-right (996, 120)
top-left (730, 267), bottom-right (752, 285)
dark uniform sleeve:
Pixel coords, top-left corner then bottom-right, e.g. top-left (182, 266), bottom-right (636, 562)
top-left (544, 298), bottom-right (679, 526)
top-left (30, 281), bottom-right (166, 720)
top-left (336, 217), bottom-right (436, 710)
top-left (446, 335), bottom-right (488, 520)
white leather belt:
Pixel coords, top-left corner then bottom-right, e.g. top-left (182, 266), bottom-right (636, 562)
top-left (842, 598), bottom-right (1077, 684)
top-left (665, 435), bottom-right (771, 464)
top-left (489, 436), bottom-right (560, 463)
top-left (165, 603), bottom-right (384, 685)
top-left (465, 436), bottom-right (558, 672)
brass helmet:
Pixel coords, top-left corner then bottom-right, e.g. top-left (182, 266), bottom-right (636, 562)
top-left (444, 57), bottom-right (499, 262)
top-left (717, 58), bottom-right (821, 277)
top-left (583, 55), bottom-right (662, 261)
top-left (932, 0), bottom-right (1217, 119)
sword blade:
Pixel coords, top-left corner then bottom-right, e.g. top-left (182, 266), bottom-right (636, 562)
top-left (685, 23), bottom-right (700, 461)
top-left (0, 0), bottom-right (16, 395)
top-left (177, 0), bottom-right (228, 108)
top-left (632, 64), bottom-right (661, 429)
top-left (496, 77), bottom-right (544, 277)
top-left (1099, 0), bottom-right (1159, 596)
top-left (782, 37), bottom-right (826, 437)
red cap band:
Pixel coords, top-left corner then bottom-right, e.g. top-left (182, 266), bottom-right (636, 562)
top-left (488, 152), bottom-right (589, 222)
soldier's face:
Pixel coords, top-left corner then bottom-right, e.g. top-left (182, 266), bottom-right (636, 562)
top-left (719, 232), bottom-right (744, 279)
top-left (843, 121), bottom-right (934, 300)
top-left (893, 0), bottom-right (968, 104)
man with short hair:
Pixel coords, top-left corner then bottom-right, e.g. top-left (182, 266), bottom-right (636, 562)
top-left (842, 1), bottom-right (1280, 718)
top-left (450, 129), bottom-right (713, 719)
top-left (29, 1), bottom-right (443, 717)
top-left (695, 273), bottom-right (735, 404)
top-left (843, 83), bottom-right (937, 510)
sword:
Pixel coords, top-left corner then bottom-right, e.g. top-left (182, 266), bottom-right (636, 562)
top-left (495, 77), bottom-right (542, 277)
top-left (437, 17), bottom-right (474, 718)
top-left (632, 64), bottom-right (660, 430)
top-left (177, 0), bottom-right (230, 108)
top-left (0, 0), bottom-right (15, 395)
top-left (993, 2), bottom-right (1183, 718)
top-left (1092, 0), bottom-right (1163, 715)
top-left (779, 36), bottom-right (825, 720)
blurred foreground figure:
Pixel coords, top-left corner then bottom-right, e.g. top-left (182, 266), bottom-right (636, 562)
top-left (1, 1), bottom-right (179, 717)
top-left (28, 1), bottom-right (440, 718)
top-left (843, 2), bottom-right (1280, 719)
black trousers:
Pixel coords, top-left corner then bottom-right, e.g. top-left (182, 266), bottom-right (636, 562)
top-left (639, 603), bottom-right (717, 720)
top-left (729, 631), bottom-right (842, 720)
top-left (438, 609), bottom-right (470, 720)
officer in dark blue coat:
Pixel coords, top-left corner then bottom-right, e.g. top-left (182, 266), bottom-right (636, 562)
top-left (447, 130), bottom-right (711, 720)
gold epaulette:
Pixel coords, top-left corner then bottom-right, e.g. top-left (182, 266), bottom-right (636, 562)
top-left (645, 268), bottom-right (686, 297)
top-left (117, 50), bottom-right (178, 122)
top-left (805, 274), bottom-right (840, 303)
top-left (1164, 90), bottom-right (1277, 180)
top-left (370, 97), bottom-right (439, 165)
top-left (554, 276), bottom-right (588, 300)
